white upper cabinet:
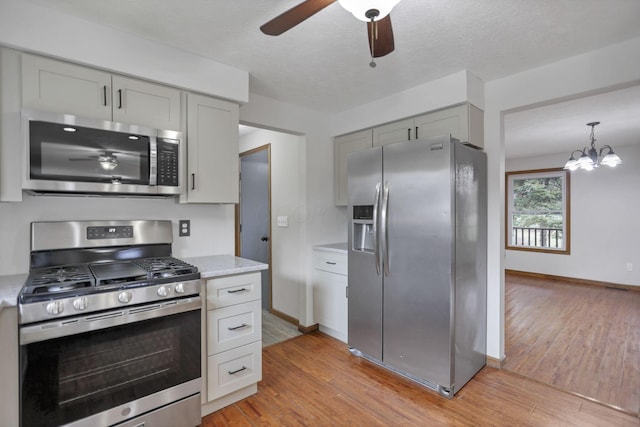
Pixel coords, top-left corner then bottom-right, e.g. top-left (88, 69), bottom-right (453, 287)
top-left (111, 75), bottom-right (181, 131)
top-left (334, 129), bottom-right (373, 206)
top-left (372, 103), bottom-right (484, 148)
top-left (22, 54), bottom-right (112, 120)
top-left (185, 93), bottom-right (239, 204)
top-left (22, 54), bottom-right (181, 131)
top-left (372, 118), bottom-right (414, 147)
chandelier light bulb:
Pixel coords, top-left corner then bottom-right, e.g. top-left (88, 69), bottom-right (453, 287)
top-left (563, 121), bottom-right (622, 172)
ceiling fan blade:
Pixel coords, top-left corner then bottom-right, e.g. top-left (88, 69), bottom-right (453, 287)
top-left (260, 0), bottom-right (337, 36)
top-left (367, 15), bottom-right (395, 58)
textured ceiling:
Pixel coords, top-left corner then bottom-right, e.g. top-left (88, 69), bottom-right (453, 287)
top-left (22, 0), bottom-right (640, 157)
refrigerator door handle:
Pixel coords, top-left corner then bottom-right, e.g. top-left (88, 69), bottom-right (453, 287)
top-left (381, 182), bottom-right (390, 276)
top-left (373, 182), bottom-right (381, 275)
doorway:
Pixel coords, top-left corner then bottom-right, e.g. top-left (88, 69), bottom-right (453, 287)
top-left (237, 144), bottom-right (272, 310)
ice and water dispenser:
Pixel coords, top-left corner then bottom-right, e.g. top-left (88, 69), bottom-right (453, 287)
top-left (352, 205), bottom-right (375, 252)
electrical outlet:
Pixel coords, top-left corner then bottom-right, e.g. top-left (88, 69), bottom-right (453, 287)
top-left (179, 220), bottom-right (190, 237)
top-left (626, 262), bottom-right (633, 272)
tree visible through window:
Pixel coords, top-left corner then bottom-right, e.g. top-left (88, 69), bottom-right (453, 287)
top-left (506, 168), bottom-right (570, 254)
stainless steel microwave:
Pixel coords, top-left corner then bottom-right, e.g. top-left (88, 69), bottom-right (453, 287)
top-left (23, 110), bottom-right (183, 196)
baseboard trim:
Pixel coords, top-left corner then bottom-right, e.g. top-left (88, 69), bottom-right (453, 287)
top-left (486, 355), bottom-right (505, 369)
top-left (269, 308), bottom-right (298, 325)
top-left (298, 323), bottom-right (319, 334)
top-left (505, 269), bottom-right (639, 292)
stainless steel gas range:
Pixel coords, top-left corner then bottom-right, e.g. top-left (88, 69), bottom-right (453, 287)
top-left (18, 220), bottom-right (202, 427)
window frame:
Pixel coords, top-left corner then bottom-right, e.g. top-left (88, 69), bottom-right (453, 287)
top-left (505, 167), bottom-right (571, 255)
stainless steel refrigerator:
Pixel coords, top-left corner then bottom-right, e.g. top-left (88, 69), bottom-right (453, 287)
top-left (347, 135), bottom-right (487, 398)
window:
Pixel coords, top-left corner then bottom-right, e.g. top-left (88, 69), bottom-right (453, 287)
top-left (506, 168), bottom-right (570, 254)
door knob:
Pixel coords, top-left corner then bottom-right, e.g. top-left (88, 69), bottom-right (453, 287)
top-left (261, 236), bottom-right (269, 242)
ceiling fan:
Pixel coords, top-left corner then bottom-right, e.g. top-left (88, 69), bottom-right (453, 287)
top-left (260, 0), bottom-right (402, 67)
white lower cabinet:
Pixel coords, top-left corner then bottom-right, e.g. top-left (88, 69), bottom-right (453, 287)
top-left (312, 248), bottom-right (348, 343)
top-left (207, 341), bottom-right (262, 401)
top-left (201, 272), bottom-right (262, 416)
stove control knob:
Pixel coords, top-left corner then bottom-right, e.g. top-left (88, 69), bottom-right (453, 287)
top-left (118, 291), bottom-right (133, 304)
top-left (46, 301), bottom-right (64, 316)
top-left (157, 286), bottom-right (169, 297)
top-left (73, 297), bottom-right (89, 311)
top-left (174, 283), bottom-right (185, 294)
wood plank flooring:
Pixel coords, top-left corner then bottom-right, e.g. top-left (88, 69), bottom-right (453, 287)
top-left (202, 331), bottom-right (640, 426)
top-left (504, 272), bottom-right (640, 415)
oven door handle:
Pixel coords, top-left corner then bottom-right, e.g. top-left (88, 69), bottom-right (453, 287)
top-left (20, 297), bottom-right (201, 345)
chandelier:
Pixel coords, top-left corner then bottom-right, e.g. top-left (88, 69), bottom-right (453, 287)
top-left (563, 122), bottom-right (622, 171)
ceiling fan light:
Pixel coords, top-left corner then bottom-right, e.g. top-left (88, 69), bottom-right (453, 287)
top-left (338, 0), bottom-right (401, 21)
top-left (99, 160), bottom-right (117, 171)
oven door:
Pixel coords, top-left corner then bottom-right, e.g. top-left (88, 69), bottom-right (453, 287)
top-left (19, 297), bottom-right (201, 427)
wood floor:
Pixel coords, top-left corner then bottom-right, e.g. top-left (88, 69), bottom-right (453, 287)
top-left (202, 331), bottom-right (640, 426)
top-left (504, 273), bottom-right (640, 415)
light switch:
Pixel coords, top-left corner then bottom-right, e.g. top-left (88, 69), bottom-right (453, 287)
top-left (277, 216), bottom-right (289, 227)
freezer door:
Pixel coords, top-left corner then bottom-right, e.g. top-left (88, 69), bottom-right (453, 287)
top-left (382, 137), bottom-right (454, 388)
top-left (347, 146), bottom-right (383, 361)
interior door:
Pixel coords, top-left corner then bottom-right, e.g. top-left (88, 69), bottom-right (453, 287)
top-left (239, 146), bottom-right (271, 310)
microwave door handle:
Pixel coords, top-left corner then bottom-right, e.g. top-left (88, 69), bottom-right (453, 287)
top-left (149, 138), bottom-right (157, 185)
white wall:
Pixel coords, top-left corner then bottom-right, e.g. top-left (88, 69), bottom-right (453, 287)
top-left (240, 94), bottom-right (342, 327)
top-left (484, 36), bottom-right (640, 360)
top-left (0, 195), bottom-right (235, 275)
top-left (239, 129), bottom-right (306, 320)
top-left (330, 70), bottom-right (483, 136)
top-left (505, 143), bottom-right (640, 287)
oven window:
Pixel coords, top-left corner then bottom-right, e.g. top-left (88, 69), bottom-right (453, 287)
top-left (21, 309), bottom-right (200, 427)
top-left (29, 120), bottom-right (150, 184)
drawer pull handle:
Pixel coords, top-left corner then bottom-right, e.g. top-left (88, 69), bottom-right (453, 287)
top-left (228, 323), bottom-right (248, 331)
top-left (227, 288), bottom-right (247, 294)
top-left (228, 366), bottom-right (247, 375)
top-left (325, 261), bottom-right (337, 265)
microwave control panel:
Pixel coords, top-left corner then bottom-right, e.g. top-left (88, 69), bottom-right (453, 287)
top-left (157, 139), bottom-right (179, 187)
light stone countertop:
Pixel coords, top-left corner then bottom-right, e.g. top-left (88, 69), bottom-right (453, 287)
top-left (312, 242), bottom-right (348, 254)
top-left (183, 254), bottom-right (268, 279)
top-left (0, 274), bottom-right (27, 310)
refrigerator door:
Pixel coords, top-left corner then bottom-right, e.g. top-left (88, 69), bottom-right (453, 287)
top-left (382, 137), bottom-right (454, 388)
top-left (347, 146), bottom-right (383, 361)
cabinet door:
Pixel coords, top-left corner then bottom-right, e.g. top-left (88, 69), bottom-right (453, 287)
top-left (112, 75), bottom-right (181, 130)
top-left (207, 341), bottom-right (262, 401)
top-left (334, 129), bottom-right (372, 206)
top-left (22, 54), bottom-right (111, 120)
top-left (313, 268), bottom-right (348, 342)
top-left (207, 300), bottom-right (262, 355)
top-left (414, 104), bottom-right (468, 142)
top-left (372, 118), bottom-right (414, 147)
top-left (206, 272), bottom-right (261, 310)
top-left (186, 93), bottom-right (239, 203)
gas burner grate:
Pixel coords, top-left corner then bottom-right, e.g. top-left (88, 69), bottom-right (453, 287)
top-left (134, 257), bottom-right (198, 279)
top-left (27, 265), bottom-right (94, 287)
top-left (24, 265), bottom-right (95, 296)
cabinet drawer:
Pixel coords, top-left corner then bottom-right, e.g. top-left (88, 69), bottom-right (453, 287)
top-left (207, 341), bottom-right (262, 401)
top-left (206, 272), bottom-right (261, 309)
top-left (207, 300), bottom-right (261, 355)
top-left (313, 251), bottom-right (347, 275)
